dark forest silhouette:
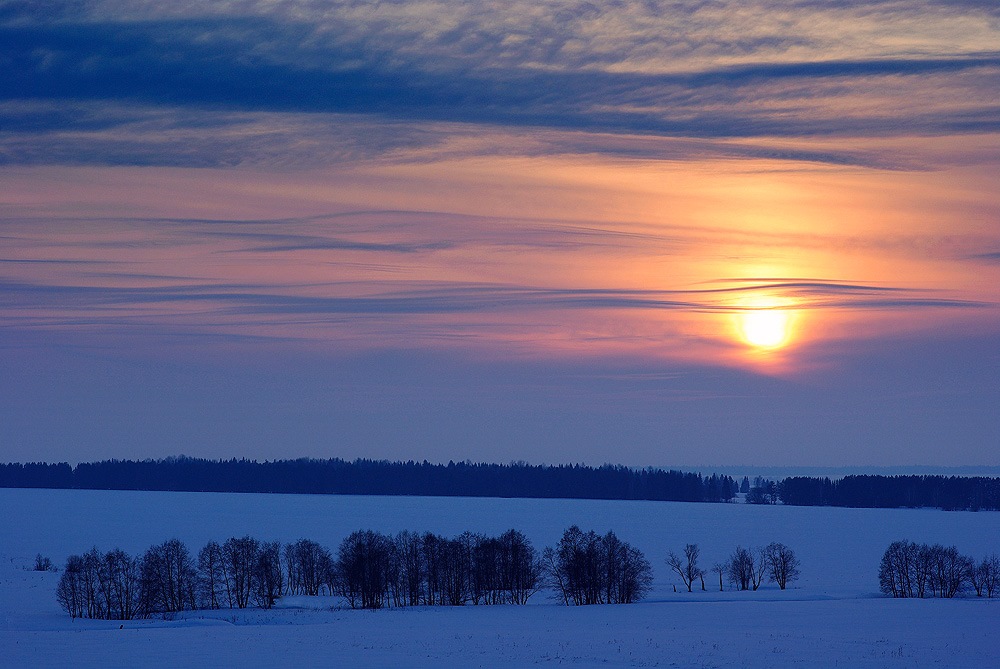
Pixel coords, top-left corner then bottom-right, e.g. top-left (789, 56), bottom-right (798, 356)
top-left (0, 457), bottom-right (735, 503)
top-left (778, 475), bottom-right (1000, 511)
top-left (5, 459), bottom-right (1000, 511)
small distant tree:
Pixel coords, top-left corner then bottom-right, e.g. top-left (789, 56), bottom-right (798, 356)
top-left (285, 539), bottom-right (330, 597)
top-left (335, 530), bottom-right (394, 609)
top-left (498, 529), bottom-right (544, 605)
top-left (394, 531), bottom-right (424, 606)
top-left (222, 536), bottom-right (260, 609)
top-left (711, 562), bottom-right (727, 591)
top-left (726, 546), bottom-right (768, 591)
top-left (197, 540), bottom-right (227, 610)
top-left (764, 543), bottom-right (800, 590)
top-left (102, 548), bottom-right (141, 620)
top-left (746, 478), bottom-right (778, 504)
top-left (545, 525), bottom-right (600, 605)
top-left (612, 541), bottom-right (653, 604)
top-left (253, 541), bottom-right (284, 609)
top-left (139, 539), bottom-right (198, 614)
top-left (34, 554), bottom-right (55, 572)
top-left (666, 544), bottom-right (704, 593)
top-left (56, 554), bottom-right (86, 619)
top-left (926, 544), bottom-right (970, 598)
top-left (981, 554), bottom-right (1000, 598)
top-left (57, 547), bottom-right (141, 620)
top-left (441, 533), bottom-right (473, 606)
top-left (879, 540), bottom-right (915, 598)
top-left (728, 547), bottom-right (754, 591)
top-left (749, 547), bottom-right (768, 590)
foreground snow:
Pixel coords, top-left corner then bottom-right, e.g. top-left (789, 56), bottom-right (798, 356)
top-left (2, 488), bottom-right (999, 667)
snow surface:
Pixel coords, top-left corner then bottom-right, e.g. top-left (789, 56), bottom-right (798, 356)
top-left (2, 488), bottom-right (999, 667)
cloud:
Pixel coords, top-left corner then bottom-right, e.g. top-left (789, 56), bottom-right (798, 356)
top-left (1, 277), bottom-right (983, 324)
top-left (1, 2), bottom-right (998, 169)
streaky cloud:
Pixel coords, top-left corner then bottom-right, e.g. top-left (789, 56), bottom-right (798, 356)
top-left (0, 278), bottom-right (983, 321)
top-left (2, 15), bottom-right (998, 143)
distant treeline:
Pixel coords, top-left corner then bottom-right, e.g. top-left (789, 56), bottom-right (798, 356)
top-left (777, 475), bottom-right (1000, 511)
top-left (8, 460), bottom-right (997, 511)
top-left (0, 457), bottom-right (737, 503)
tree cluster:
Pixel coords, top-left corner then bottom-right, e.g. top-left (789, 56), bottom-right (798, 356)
top-left (2, 457), bottom-right (737, 504)
top-left (543, 526), bottom-right (653, 605)
top-left (878, 540), bottom-right (1000, 599)
top-left (56, 537), bottom-right (289, 620)
top-left (333, 528), bottom-right (544, 609)
top-left (667, 542), bottom-right (800, 592)
top-left (745, 477), bottom-right (779, 505)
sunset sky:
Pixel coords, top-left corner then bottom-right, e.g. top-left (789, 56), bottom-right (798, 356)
top-left (2, 1), bottom-right (999, 467)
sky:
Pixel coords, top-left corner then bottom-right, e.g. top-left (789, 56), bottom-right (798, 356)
top-left (1, 0), bottom-right (999, 468)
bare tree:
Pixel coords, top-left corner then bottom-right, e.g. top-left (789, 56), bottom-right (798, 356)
top-left (58, 548), bottom-right (141, 620)
top-left (421, 531), bottom-right (448, 606)
top-left (711, 562), bottom-right (727, 591)
top-left (81, 548), bottom-right (104, 619)
top-left (547, 526), bottom-right (602, 605)
top-left (610, 541), bottom-right (653, 604)
top-left (471, 533), bottom-right (501, 605)
top-left (498, 529), bottom-right (544, 605)
top-left (253, 541), bottom-right (284, 608)
top-left (441, 533), bottom-right (473, 606)
top-left (197, 540), bottom-right (227, 609)
top-left (879, 540), bottom-right (916, 598)
top-left (285, 539), bottom-right (330, 597)
top-left (394, 531), bottom-right (424, 606)
top-left (728, 547), bottom-right (754, 591)
top-left (913, 543), bottom-right (933, 598)
top-left (335, 530), bottom-right (394, 609)
top-left (222, 536), bottom-right (260, 609)
top-left (140, 539), bottom-right (197, 614)
top-left (926, 544), bottom-right (970, 598)
top-left (881, 540), bottom-right (974, 599)
top-left (666, 544), bottom-right (704, 593)
top-left (764, 543), bottom-right (800, 590)
top-left (103, 548), bottom-right (141, 620)
top-left (749, 547), bottom-right (768, 591)
top-left (982, 554), bottom-right (1000, 598)
top-left (546, 526), bottom-right (651, 605)
top-left (56, 554), bottom-right (86, 619)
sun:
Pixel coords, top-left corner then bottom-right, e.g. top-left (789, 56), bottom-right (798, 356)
top-left (731, 294), bottom-right (796, 350)
top-left (739, 308), bottom-right (791, 349)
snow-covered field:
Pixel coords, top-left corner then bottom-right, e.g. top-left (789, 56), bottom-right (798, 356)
top-left (2, 488), bottom-right (999, 667)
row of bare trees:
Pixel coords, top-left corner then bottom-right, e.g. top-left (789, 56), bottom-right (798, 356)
top-left (666, 543), bottom-right (800, 592)
top-left (56, 526), bottom-right (659, 618)
top-left (878, 541), bottom-right (1000, 598)
top-left (56, 537), bottom-right (287, 620)
top-left (56, 529), bottom-right (547, 619)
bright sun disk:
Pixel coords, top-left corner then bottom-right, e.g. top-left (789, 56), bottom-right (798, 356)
top-left (739, 308), bottom-right (791, 349)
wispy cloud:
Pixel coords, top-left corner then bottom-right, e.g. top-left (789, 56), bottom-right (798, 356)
top-left (1, 276), bottom-right (982, 323)
top-left (1, 1), bottom-right (998, 168)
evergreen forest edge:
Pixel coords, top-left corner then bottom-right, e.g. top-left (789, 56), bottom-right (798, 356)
top-left (3, 457), bottom-right (1000, 511)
